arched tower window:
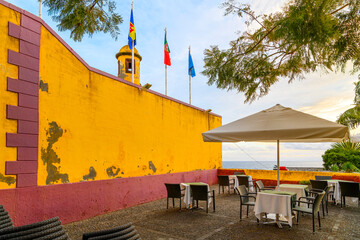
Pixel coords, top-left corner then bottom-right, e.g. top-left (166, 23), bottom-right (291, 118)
top-left (125, 59), bottom-right (135, 74)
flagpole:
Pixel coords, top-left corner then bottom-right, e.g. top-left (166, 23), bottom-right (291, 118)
top-left (189, 45), bottom-right (191, 105)
top-left (165, 27), bottom-right (167, 96)
top-left (39, 0), bottom-right (42, 18)
top-left (131, 0), bottom-right (135, 84)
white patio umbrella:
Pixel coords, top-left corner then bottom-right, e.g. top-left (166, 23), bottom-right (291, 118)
top-left (202, 104), bottom-right (349, 186)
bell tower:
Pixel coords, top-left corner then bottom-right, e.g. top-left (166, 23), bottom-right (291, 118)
top-left (116, 45), bottom-right (142, 85)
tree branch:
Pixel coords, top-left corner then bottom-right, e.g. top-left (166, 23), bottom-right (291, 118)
top-left (226, 3), bottom-right (266, 29)
top-left (244, 24), bottom-right (278, 54)
top-left (331, 3), bottom-right (349, 15)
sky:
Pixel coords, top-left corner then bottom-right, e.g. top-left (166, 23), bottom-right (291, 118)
top-left (5, 0), bottom-right (358, 166)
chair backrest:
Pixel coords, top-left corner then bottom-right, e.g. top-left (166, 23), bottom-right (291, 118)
top-left (164, 183), bottom-right (182, 198)
top-left (83, 222), bottom-right (140, 240)
top-left (217, 175), bottom-right (230, 186)
top-left (310, 180), bottom-right (327, 191)
top-left (256, 180), bottom-right (265, 191)
top-left (0, 217), bottom-right (69, 240)
top-left (339, 181), bottom-right (360, 198)
top-left (190, 185), bottom-right (209, 201)
top-left (0, 205), bottom-right (13, 231)
top-left (235, 185), bottom-right (250, 203)
top-left (234, 172), bottom-right (245, 175)
top-left (313, 191), bottom-right (326, 213)
top-left (236, 176), bottom-right (249, 188)
top-left (315, 175), bottom-right (331, 180)
top-left (0, 211), bottom-right (13, 231)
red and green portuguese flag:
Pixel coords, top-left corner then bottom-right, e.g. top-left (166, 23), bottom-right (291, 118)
top-left (164, 32), bottom-right (171, 66)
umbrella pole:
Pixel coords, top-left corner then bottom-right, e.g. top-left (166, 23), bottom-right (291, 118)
top-left (277, 140), bottom-right (280, 187)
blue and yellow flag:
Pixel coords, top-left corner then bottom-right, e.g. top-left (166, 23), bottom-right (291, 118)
top-left (128, 8), bottom-right (136, 49)
top-left (188, 51), bottom-right (196, 77)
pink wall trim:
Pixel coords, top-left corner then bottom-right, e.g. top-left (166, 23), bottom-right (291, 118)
top-left (0, 0), bottom-right (221, 118)
top-left (0, 169), bottom-right (218, 226)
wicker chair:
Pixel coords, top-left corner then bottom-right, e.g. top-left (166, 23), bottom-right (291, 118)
top-left (310, 180), bottom-right (334, 216)
top-left (255, 180), bottom-right (276, 192)
top-left (82, 222), bottom-right (140, 240)
top-left (217, 175), bottom-right (235, 194)
top-left (235, 185), bottom-right (257, 221)
top-left (339, 181), bottom-right (360, 208)
top-left (190, 184), bottom-right (215, 213)
top-left (0, 206), bottom-right (13, 231)
top-left (293, 191), bottom-right (326, 233)
top-left (0, 216), bottom-right (69, 240)
top-left (164, 183), bottom-right (185, 211)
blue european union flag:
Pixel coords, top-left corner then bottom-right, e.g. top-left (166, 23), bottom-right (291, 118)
top-left (188, 51), bottom-right (196, 77)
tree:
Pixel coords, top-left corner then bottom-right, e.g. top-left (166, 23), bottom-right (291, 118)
top-left (337, 79), bottom-right (360, 128)
top-left (42, 0), bottom-right (123, 41)
top-left (202, 0), bottom-right (360, 103)
top-left (322, 140), bottom-right (360, 172)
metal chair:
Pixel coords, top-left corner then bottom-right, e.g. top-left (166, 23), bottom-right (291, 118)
top-left (315, 176), bottom-right (331, 180)
top-left (293, 191), bottom-right (326, 233)
top-left (217, 175), bottom-right (235, 194)
top-left (310, 180), bottom-right (334, 216)
top-left (255, 180), bottom-right (276, 192)
top-left (164, 183), bottom-right (185, 211)
top-left (235, 185), bottom-right (257, 221)
top-left (190, 184), bottom-right (215, 213)
top-left (339, 181), bottom-right (360, 208)
top-left (82, 222), bottom-right (140, 240)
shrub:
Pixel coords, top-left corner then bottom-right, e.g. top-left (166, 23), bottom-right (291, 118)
top-left (322, 140), bottom-right (360, 172)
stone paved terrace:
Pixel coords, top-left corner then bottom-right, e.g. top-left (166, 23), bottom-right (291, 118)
top-left (64, 185), bottom-right (360, 240)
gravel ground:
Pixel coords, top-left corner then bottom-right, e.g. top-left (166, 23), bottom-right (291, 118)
top-left (64, 185), bottom-right (360, 240)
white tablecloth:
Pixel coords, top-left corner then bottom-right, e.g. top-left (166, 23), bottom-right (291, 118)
top-left (327, 180), bottom-right (341, 204)
top-left (254, 192), bottom-right (293, 227)
top-left (277, 184), bottom-right (308, 200)
top-left (231, 175), bottom-right (254, 192)
top-left (180, 182), bottom-right (211, 208)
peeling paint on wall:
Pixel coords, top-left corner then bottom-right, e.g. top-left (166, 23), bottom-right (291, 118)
top-left (83, 167), bottom-right (97, 181)
top-left (106, 166), bottom-right (120, 177)
top-left (41, 121), bottom-right (69, 184)
top-left (149, 161), bottom-right (157, 173)
top-left (39, 79), bottom-right (48, 92)
top-left (0, 173), bottom-right (16, 185)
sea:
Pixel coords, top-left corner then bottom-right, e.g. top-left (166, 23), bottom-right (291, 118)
top-left (222, 161), bottom-right (323, 170)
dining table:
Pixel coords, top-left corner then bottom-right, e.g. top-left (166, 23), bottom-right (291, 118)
top-left (277, 184), bottom-right (308, 202)
top-left (180, 182), bottom-right (210, 208)
top-left (326, 179), bottom-right (356, 204)
top-left (254, 190), bottom-right (296, 228)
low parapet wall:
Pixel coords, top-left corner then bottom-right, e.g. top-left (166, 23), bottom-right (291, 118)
top-left (218, 168), bottom-right (360, 185)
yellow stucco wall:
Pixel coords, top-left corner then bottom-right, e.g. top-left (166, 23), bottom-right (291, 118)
top-left (241, 169), bottom-right (360, 182)
top-left (0, 4), bottom-right (19, 189)
top-left (37, 26), bottom-right (222, 185)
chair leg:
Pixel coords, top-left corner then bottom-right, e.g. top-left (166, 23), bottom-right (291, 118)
top-left (326, 198), bottom-right (328, 215)
top-left (297, 211), bottom-right (299, 223)
top-left (173, 198), bottom-right (175, 208)
top-left (321, 200), bottom-right (325, 218)
top-left (219, 185), bottom-right (220, 194)
top-left (246, 205), bottom-right (249, 217)
top-left (167, 197), bottom-right (168, 209)
top-left (240, 203), bottom-right (242, 220)
top-left (208, 199), bottom-right (210, 214)
top-left (312, 213), bottom-right (315, 233)
top-left (179, 198), bottom-right (182, 212)
top-left (197, 200), bottom-right (199, 208)
top-left (344, 196), bottom-right (346, 207)
top-left (318, 211), bottom-right (321, 229)
top-left (213, 191), bottom-right (216, 212)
